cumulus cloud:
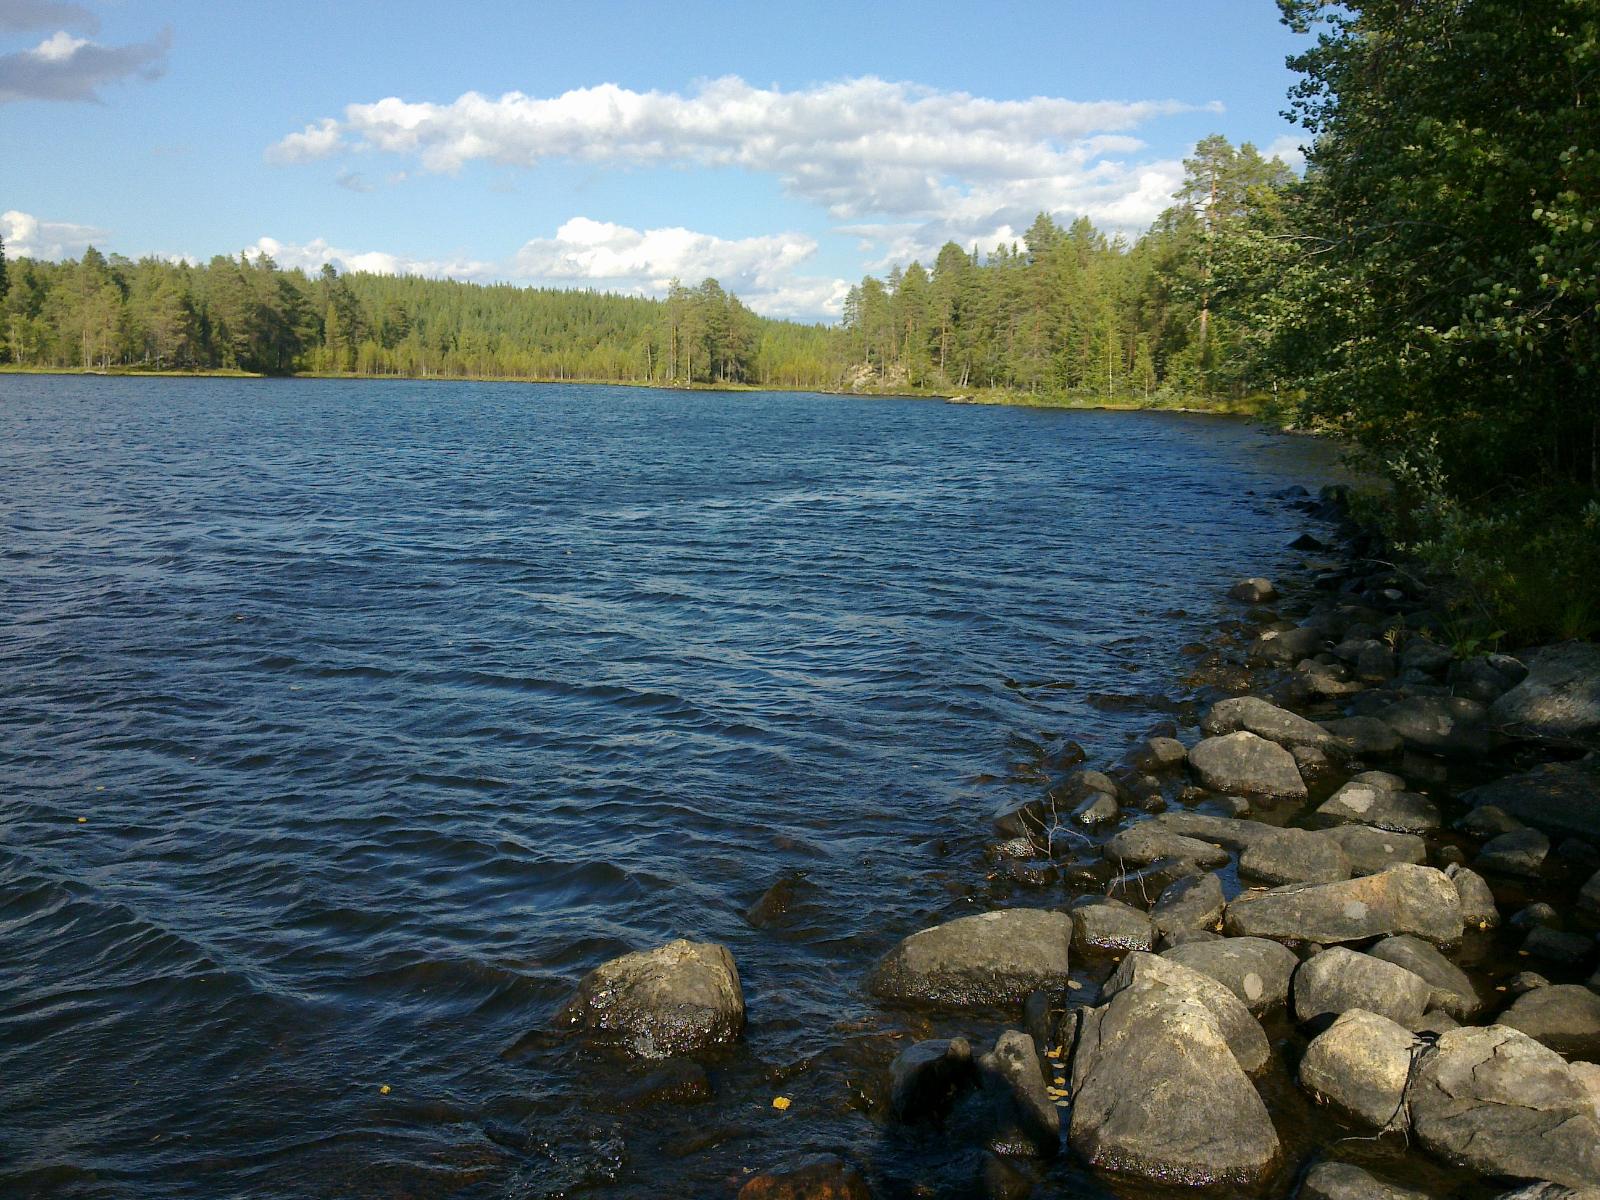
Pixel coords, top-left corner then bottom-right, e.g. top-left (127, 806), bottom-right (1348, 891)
top-left (2, 208), bottom-right (107, 257)
top-left (268, 75), bottom-right (1219, 234)
top-left (1265, 134), bottom-right (1307, 174)
top-left (241, 235), bottom-right (498, 282)
top-left (0, 24), bottom-right (169, 102)
top-left (0, 0), bottom-right (97, 32)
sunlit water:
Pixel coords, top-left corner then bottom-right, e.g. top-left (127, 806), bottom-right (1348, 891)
top-left (0, 377), bottom-right (1344, 1198)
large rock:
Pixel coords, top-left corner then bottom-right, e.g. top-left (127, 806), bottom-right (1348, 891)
top-left (978, 1029), bottom-right (1060, 1157)
top-left (1462, 758), bottom-right (1600, 840)
top-left (1379, 696), bottom-right (1492, 758)
top-left (1316, 781), bottom-right (1440, 833)
top-left (1322, 715), bottom-right (1404, 759)
top-left (562, 939), bottom-right (744, 1057)
top-left (1499, 986), bottom-right (1600, 1060)
top-left (1153, 811), bottom-right (1274, 850)
top-left (1103, 823), bottom-right (1230, 869)
top-left (888, 1037), bottom-right (976, 1122)
top-left (1322, 825), bottom-right (1427, 876)
top-left (1300, 1161), bottom-right (1433, 1200)
top-left (1491, 642), bottom-right (1600, 742)
top-left (1189, 731), bottom-right (1308, 801)
top-left (1070, 898), bottom-right (1154, 955)
top-left (1224, 864), bottom-right (1464, 947)
top-left (1293, 947), bottom-right (1433, 1028)
top-left (1251, 624), bottom-right (1324, 665)
top-left (869, 910), bottom-right (1073, 1007)
top-left (1068, 977), bottom-right (1279, 1184)
top-left (1298, 1009), bottom-right (1421, 1130)
top-left (1162, 936), bottom-right (1299, 1015)
top-left (1151, 872), bottom-right (1225, 939)
top-left (1102, 951), bottom-right (1270, 1073)
top-left (1368, 934), bottom-right (1483, 1019)
top-left (1201, 696), bottom-right (1345, 753)
top-left (1406, 1025), bottom-right (1600, 1187)
top-left (1240, 827), bottom-right (1352, 885)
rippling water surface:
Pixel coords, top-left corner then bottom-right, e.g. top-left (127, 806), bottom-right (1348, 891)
top-left (0, 377), bottom-right (1341, 1198)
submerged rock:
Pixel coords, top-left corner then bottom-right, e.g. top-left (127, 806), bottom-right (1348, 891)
top-left (868, 910), bottom-right (1073, 1008)
top-left (888, 1036), bottom-right (976, 1122)
top-left (978, 1029), bottom-right (1060, 1158)
top-left (1224, 864), bottom-right (1464, 947)
top-left (737, 1155), bottom-right (872, 1200)
top-left (1228, 577), bottom-right (1278, 604)
top-left (561, 939), bottom-right (745, 1057)
top-left (1298, 1009), bottom-right (1421, 1130)
top-left (1490, 642), bottom-right (1600, 742)
top-left (1189, 731), bottom-right (1308, 801)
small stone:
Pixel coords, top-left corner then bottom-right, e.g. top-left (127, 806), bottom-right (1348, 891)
top-left (1151, 872), bottom-right (1225, 939)
top-left (1368, 934), bottom-right (1483, 1019)
top-left (1189, 731), bottom-right (1308, 801)
top-left (1103, 824), bottom-right (1230, 870)
top-left (1458, 804), bottom-right (1527, 838)
top-left (1512, 902), bottom-right (1562, 930)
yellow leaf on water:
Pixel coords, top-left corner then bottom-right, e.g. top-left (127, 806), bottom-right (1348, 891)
top-left (379, 1084), bottom-right (391, 1095)
top-left (77, 817), bottom-right (87, 823)
top-left (771, 1096), bottom-right (791, 1111)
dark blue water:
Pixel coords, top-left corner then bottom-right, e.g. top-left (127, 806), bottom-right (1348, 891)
top-left (0, 377), bottom-right (1340, 1198)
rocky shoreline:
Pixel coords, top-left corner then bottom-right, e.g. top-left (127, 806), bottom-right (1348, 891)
top-left (559, 484), bottom-right (1600, 1199)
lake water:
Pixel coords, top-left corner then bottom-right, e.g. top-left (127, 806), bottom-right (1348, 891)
top-left (0, 377), bottom-right (1342, 1198)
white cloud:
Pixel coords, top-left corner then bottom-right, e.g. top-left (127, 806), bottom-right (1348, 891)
top-left (241, 235), bottom-right (498, 282)
top-left (0, 25), bottom-right (169, 102)
top-left (2, 208), bottom-right (107, 257)
top-left (1265, 134), bottom-right (1307, 174)
top-left (269, 75), bottom-right (1219, 231)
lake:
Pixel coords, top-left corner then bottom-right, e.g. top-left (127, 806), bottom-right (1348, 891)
top-left (0, 377), bottom-right (1342, 1198)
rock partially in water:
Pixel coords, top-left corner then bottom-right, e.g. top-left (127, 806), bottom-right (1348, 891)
top-left (1293, 947), bottom-right (1432, 1028)
top-left (609, 1059), bottom-right (713, 1109)
top-left (736, 1154), bottom-right (873, 1200)
top-left (746, 871), bottom-right (813, 928)
top-left (1300, 1160), bottom-right (1433, 1200)
top-left (1298, 1009), bottom-right (1421, 1131)
top-left (1200, 695), bottom-right (1344, 753)
top-left (1477, 827), bottom-right (1552, 878)
top-left (1406, 1025), bottom-right (1600, 1187)
top-left (868, 910), bottom-right (1073, 1008)
top-left (1103, 824), bottom-right (1229, 870)
top-left (1189, 731), bottom-right (1308, 801)
top-left (1228, 577), bottom-right (1278, 604)
top-left (1316, 781), bottom-right (1440, 833)
top-left (1162, 935), bottom-right (1299, 1015)
top-left (1490, 642), bottom-right (1600, 742)
top-left (1070, 897), bottom-right (1154, 955)
top-left (888, 1036), bottom-right (976, 1123)
top-left (1224, 864), bottom-right (1464, 947)
top-left (561, 939), bottom-right (744, 1057)
top-left (1462, 758), bottom-right (1600, 840)
top-left (1250, 624), bottom-right (1324, 666)
top-left (1322, 715), bottom-right (1404, 759)
top-left (1499, 985), bottom-right (1600, 1060)
top-left (1151, 872), bottom-right (1225, 939)
top-left (978, 1029), bottom-right (1060, 1158)
top-left (1445, 863), bottom-right (1500, 929)
top-left (1133, 736), bottom-right (1188, 772)
top-left (1240, 827), bottom-right (1352, 885)
top-left (1379, 695), bottom-right (1492, 758)
top-left (1521, 927), bottom-right (1595, 966)
top-left (1102, 951), bottom-right (1270, 1073)
top-left (1368, 934), bottom-right (1483, 1020)
top-left (1153, 810), bottom-right (1273, 851)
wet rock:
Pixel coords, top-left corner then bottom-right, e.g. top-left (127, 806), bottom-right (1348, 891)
top-left (1298, 1009), bottom-right (1421, 1130)
top-left (992, 798), bottom-right (1051, 841)
top-left (1104, 859), bottom-right (1200, 908)
top-left (747, 871), bottom-right (812, 928)
top-left (869, 910), bottom-right (1073, 1008)
top-left (609, 1059), bottom-right (712, 1109)
top-left (1499, 986), bottom-right (1600, 1060)
top-left (1229, 577), bottom-right (1278, 604)
top-left (562, 939), bottom-right (744, 1057)
top-left (1200, 696), bottom-right (1345, 753)
top-left (1103, 824), bottom-right (1229, 870)
top-left (1071, 791), bottom-right (1119, 828)
top-left (1251, 625), bottom-right (1325, 666)
top-left (1406, 1024), bottom-right (1600, 1187)
top-left (1322, 716), bottom-right (1404, 759)
top-left (1151, 872), bottom-right (1225, 939)
top-left (1300, 1161), bottom-right (1432, 1200)
top-left (888, 1037), bottom-right (976, 1122)
top-left (1102, 951), bottom-right (1270, 1072)
top-left (1322, 825), bottom-right (1427, 875)
top-left (1477, 827), bottom-right (1552, 877)
top-left (1224, 864), bottom-right (1464, 947)
top-left (1445, 863), bottom-right (1500, 929)
top-left (1510, 970), bottom-right (1553, 994)
top-left (978, 1030), bottom-right (1060, 1158)
top-left (979, 1153), bottom-right (1038, 1200)
top-left (1133, 736), bottom-right (1187, 772)
top-left (1070, 898), bottom-right (1154, 955)
top-left (1293, 947), bottom-right (1433, 1027)
top-left (737, 1154), bottom-right (872, 1200)
top-left (1522, 927), bottom-right (1595, 967)
top-left (1379, 695), bottom-right (1492, 758)
top-left (1459, 804), bottom-right (1528, 838)
top-left (1189, 731), bottom-right (1308, 801)
top-left (1461, 758), bottom-right (1600, 840)
top-left (1317, 781), bottom-right (1440, 834)
top-left (1161, 936), bottom-right (1299, 1015)
top-left (1152, 810), bottom-right (1273, 850)
top-left (1240, 828), bottom-right (1352, 885)
top-left (1369, 934), bottom-right (1483, 1019)
top-left (1490, 642), bottom-right (1600, 742)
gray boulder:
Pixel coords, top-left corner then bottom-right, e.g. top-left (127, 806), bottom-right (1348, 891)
top-left (1369, 934), bottom-right (1483, 1020)
top-left (1322, 825), bottom-right (1427, 875)
top-left (1229, 577), bottom-right (1278, 604)
top-left (1225, 864), bottom-right (1464, 947)
top-left (1240, 827), bottom-right (1352, 885)
top-left (1300, 1162), bottom-right (1432, 1200)
top-left (1322, 715), bottom-right (1404, 759)
top-left (1201, 696), bottom-right (1344, 753)
top-left (1317, 781), bottom-right (1440, 833)
top-left (1490, 642), bottom-right (1600, 742)
top-left (1251, 624), bottom-right (1324, 665)
top-left (1478, 827), bottom-right (1552, 877)
top-left (1070, 898), bottom-right (1154, 955)
top-left (1162, 936), bottom-right (1299, 1015)
top-left (1406, 1025), bottom-right (1600, 1187)
top-left (1072, 790), bottom-right (1120, 827)
top-left (1379, 695), bottom-right (1492, 758)
top-left (1445, 863), bottom-right (1500, 929)
top-left (1189, 731), bottom-right (1308, 801)
top-left (1103, 823), bottom-right (1229, 869)
top-left (1134, 736), bottom-right (1188, 772)
top-left (1152, 810), bottom-right (1274, 850)
top-left (1102, 951), bottom-right (1271, 1073)
top-left (1151, 872), bottom-right (1225, 939)
top-left (561, 939), bottom-right (744, 1057)
top-left (1463, 758), bottom-right (1600, 840)
top-left (1500, 985), bottom-right (1600, 1060)
top-left (1298, 1009), bottom-right (1421, 1130)
top-left (978, 1029), bottom-right (1060, 1157)
top-left (1293, 947), bottom-right (1433, 1027)
top-left (869, 910), bottom-right (1073, 1007)
top-left (889, 1036), bottom-right (976, 1122)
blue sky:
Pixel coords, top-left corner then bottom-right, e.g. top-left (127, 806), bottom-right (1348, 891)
top-left (1, 1), bottom-right (1312, 321)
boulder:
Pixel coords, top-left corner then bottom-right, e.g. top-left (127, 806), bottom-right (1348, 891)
top-left (1068, 980), bottom-right (1279, 1184)
top-left (1462, 758), bottom-right (1600, 840)
top-left (1225, 864), bottom-right (1464, 946)
top-left (1499, 986), bottom-right (1600, 1060)
top-left (1445, 863), bottom-right (1500, 929)
top-left (1300, 1162), bottom-right (1432, 1200)
top-left (1240, 827), bottom-right (1352, 885)
top-left (1102, 951), bottom-right (1270, 1073)
top-left (1322, 825), bottom-right (1427, 876)
top-left (869, 910), bottom-right (1073, 1007)
top-left (1200, 696), bottom-right (1345, 753)
top-left (1477, 827), bottom-right (1552, 877)
top-left (1251, 624), bottom-right (1324, 665)
top-left (1161, 936), bottom-right (1299, 1015)
top-left (737, 1155), bottom-right (872, 1200)
top-left (1152, 811), bottom-right (1274, 850)
top-left (1229, 577), bottom-right (1278, 604)
top-left (1298, 1009), bottom-right (1421, 1130)
top-left (1070, 898), bottom-right (1154, 955)
top-left (1459, 803), bottom-right (1528, 838)
top-left (1522, 927), bottom-right (1595, 966)
top-left (1293, 947), bottom-right (1433, 1027)
top-left (1490, 642), bottom-right (1600, 742)
top-left (1072, 790), bottom-right (1120, 827)
top-left (978, 1029), bottom-right (1060, 1158)
top-left (888, 1037), bottom-right (976, 1122)
top-left (1189, 731), bottom-right (1308, 801)
top-left (1316, 781), bottom-right (1440, 833)
top-left (1379, 696), bottom-right (1492, 758)
top-left (1406, 1025), bottom-right (1600, 1187)
top-left (1103, 823), bottom-right (1229, 869)
top-left (1368, 935), bottom-right (1482, 1020)
top-left (1322, 716), bottom-right (1404, 759)
top-left (561, 939), bottom-right (744, 1057)
top-left (1151, 872), bottom-right (1225, 939)
top-left (1134, 736), bottom-right (1188, 772)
